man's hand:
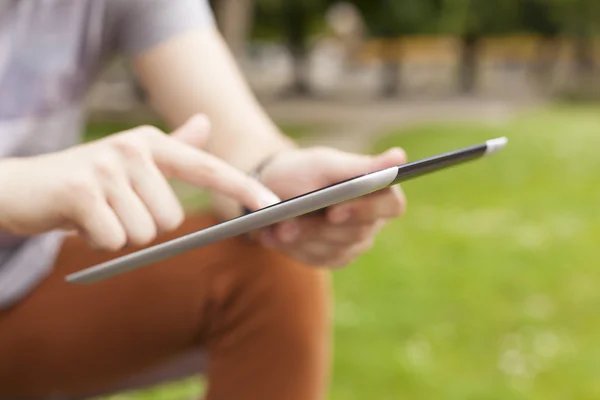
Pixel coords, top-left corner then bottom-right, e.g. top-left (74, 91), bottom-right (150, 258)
top-left (255, 147), bottom-right (408, 268)
top-left (0, 115), bottom-right (279, 251)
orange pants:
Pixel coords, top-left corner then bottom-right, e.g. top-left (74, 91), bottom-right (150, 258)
top-left (0, 213), bottom-right (332, 400)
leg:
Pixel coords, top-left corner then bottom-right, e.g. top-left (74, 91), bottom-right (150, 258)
top-left (0, 213), bottom-right (332, 400)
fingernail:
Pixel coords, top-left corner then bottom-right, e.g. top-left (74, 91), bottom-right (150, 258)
top-left (279, 222), bottom-right (300, 243)
top-left (260, 192), bottom-right (281, 208)
top-left (330, 207), bottom-right (351, 224)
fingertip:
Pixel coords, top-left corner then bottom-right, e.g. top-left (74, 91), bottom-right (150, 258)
top-left (376, 147), bottom-right (407, 167)
top-left (242, 190), bottom-right (280, 214)
top-left (259, 191), bottom-right (281, 209)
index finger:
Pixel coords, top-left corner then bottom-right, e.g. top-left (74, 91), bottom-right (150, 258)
top-left (148, 133), bottom-right (280, 211)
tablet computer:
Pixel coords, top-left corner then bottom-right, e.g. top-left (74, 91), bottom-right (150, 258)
top-left (66, 136), bottom-right (507, 284)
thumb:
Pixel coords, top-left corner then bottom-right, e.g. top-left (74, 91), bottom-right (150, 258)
top-left (171, 114), bottom-right (211, 148)
top-left (323, 147), bottom-right (407, 183)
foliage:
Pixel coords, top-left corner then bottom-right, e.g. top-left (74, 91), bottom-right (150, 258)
top-left (251, 0), bottom-right (328, 41)
top-left (435, 0), bottom-right (522, 36)
top-left (547, 0), bottom-right (600, 36)
top-left (352, 0), bottom-right (441, 37)
top-left (247, 0), bottom-right (600, 39)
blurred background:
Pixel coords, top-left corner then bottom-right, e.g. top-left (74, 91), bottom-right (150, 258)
top-left (91, 0), bottom-right (600, 399)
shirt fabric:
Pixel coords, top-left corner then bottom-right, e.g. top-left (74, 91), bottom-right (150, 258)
top-left (0, 0), bottom-right (215, 309)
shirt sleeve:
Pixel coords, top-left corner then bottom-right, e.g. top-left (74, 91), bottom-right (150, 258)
top-left (116, 0), bottom-right (215, 56)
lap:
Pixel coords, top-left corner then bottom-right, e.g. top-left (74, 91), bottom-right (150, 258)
top-left (0, 212), bottom-right (331, 399)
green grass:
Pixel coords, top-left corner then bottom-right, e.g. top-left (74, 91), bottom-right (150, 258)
top-left (99, 105), bottom-right (600, 399)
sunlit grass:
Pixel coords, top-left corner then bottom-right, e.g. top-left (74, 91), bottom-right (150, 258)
top-left (330, 104), bottom-right (600, 400)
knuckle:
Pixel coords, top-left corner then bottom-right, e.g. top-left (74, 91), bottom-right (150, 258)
top-left (92, 152), bottom-right (122, 181)
top-left (135, 125), bottom-right (164, 139)
top-left (109, 136), bottom-right (149, 162)
top-left (62, 175), bottom-right (99, 206)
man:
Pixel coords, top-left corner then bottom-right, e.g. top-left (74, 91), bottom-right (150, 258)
top-left (0, 1), bottom-right (406, 399)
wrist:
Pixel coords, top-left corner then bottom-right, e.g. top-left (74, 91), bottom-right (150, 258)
top-left (242, 150), bottom-right (289, 215)
top-left (248, 151), bottom-right (283, 183)
top-left (209, 139), bottom-right (296, 221)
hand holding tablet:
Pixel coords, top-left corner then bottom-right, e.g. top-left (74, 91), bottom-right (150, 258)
top-left (66, 137), bottom-right (508, 284)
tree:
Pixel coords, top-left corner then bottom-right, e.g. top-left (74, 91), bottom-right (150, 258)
top-left (517, 0), bottom-right (562, 93)
top-left (252, 0), bottom-right (327, 97)
top-left (552, 0), bottom-right (600, 93)
top-left (437, 0), bottom-right (521, 95)
top-left (353, 0), bottom-right (441, 97)
top-left (280, 0), bottom-right (316, 96)
top-left (515, 0), bottom-right (600, 96)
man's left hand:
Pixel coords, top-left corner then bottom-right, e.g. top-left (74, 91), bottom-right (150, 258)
top-left (255, 146), bottom-right (407, 268)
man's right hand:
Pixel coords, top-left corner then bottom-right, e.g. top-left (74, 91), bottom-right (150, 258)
top-left (0, 115), bottom-right (280, 251)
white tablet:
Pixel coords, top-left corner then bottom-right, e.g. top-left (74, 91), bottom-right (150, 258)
top-left (66, 137), bottom-right (507, 284)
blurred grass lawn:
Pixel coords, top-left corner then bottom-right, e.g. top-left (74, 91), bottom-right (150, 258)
top-left (94, 105), bottom-right (600, 400)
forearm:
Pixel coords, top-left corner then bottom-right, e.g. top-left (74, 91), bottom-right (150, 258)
top-left (133, 28), bottom-right (295, 219)
top-left (0, 161), bottom-right (10, 231)
top-left (0, 158), bottom-right (19, 232)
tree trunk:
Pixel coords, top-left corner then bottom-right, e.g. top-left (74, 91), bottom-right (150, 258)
top-left (212, 0), bottom-right (255, 59)
top-left (531, 36), bottom-right (559, 94)
top-left (280, 0), bottom-right (312, 97)
top-left (379, 40), bottom-right (401, 98)
top-left (458, 33), bottom-right (479, 95)
top-left (575, 38), bottom-right (594, 74)
top-left (572, 0), bottom-right (596, 95)
top-left (573, 34), bottom-right (595, 94)
top-left (381, 62), bottom-right (400, 98)
top-left (288, 56), bottom-right (311, 96)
